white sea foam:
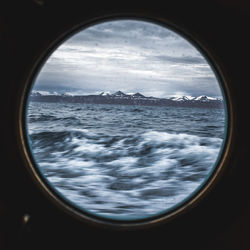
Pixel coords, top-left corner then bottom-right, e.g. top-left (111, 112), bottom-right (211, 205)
top-left (37, 130), bottom-right (223, 218)
top-left (28, 102), bottom-right (226, 219)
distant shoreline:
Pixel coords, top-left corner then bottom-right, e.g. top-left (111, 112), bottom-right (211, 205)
top-left (29, 91), bottom-right (224, 109)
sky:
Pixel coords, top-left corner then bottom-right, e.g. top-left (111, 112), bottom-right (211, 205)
top-left (33, 19), bottom-right (223, 98)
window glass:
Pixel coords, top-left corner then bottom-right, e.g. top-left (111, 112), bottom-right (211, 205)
top-left (26, 20), bottom-right (227, 221)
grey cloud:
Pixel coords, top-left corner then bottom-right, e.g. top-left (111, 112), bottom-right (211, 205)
top-left (33, 20), bottom-right (223, 98)
top-left (69, 20), bottom-right (175, 45)
top-left (154, 55), bottom-right (206, 64)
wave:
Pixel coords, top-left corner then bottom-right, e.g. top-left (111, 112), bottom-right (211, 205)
top-left (28, 114), bottom-right (81, 123)
top-left (29, 128), bottom-right (223, 218)
top-left (28, 114), bottom-right (57, 122)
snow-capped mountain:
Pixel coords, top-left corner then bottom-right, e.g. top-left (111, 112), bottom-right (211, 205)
top-left (169, 96), bottom-right (195, 102)
top-left (193, 95), bottom-right (219, 101)
top-left (99, 91), bottom-right (111, 96)
top-left (31, 91), bottom-right (58, 96)
top-left (112, 91), bottom-right (127, 97)
top-left (169, 95), bottom-right (221, 102)
top-left (30, 91), bottom-right (223, 108)
top-left (132, 92), bottom-right (146, 98)
top-left (110, 91), bottom-right (146, 99)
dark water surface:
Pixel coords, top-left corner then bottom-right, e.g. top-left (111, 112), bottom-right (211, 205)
top-left (27, 102), bottom-right (226, 219)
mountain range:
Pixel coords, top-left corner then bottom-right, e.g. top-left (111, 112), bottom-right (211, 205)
top-left (30, 91), bottom-right (224, 108)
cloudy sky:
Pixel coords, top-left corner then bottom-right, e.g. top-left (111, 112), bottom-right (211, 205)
top-left (33, 19), bottom-right (223, 98)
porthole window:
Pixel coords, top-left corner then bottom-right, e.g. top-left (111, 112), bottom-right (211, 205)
top-left (22, 19), bottom-right (228, 226)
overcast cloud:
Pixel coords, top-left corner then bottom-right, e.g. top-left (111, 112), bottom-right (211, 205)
top-left (33, 20), bottom-right (223, 98)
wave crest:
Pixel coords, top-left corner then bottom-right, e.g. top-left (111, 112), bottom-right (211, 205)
top-left (29, 129), bottom-right (223, 218)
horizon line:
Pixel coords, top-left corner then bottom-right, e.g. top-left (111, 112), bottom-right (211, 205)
top-left (31, 90), bottom-right (223, 99)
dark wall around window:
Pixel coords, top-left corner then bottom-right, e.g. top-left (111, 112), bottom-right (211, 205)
top-left (1, 1), bottom-right (250, 249)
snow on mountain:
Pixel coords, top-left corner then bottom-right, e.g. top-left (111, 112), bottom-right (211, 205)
top-left (112, 91), bottom-right (127, 97)
top-left (31, 91), bottom-right (58, 96)
top-left (169, 95), bottom-right (221, 102)
top-left (193, 95), bottom-right (219, 102)
top-left (99, 91), bottom-right (111, 96)
top-left (111, 91), bottom-right (145, 98)
top-left (132, 92), bottom-right (145, 98)
top-left (169, 95), bottom-right (195, 102)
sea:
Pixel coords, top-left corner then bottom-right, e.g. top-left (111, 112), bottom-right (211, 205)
top-left (27, 101), bottom-right (226, 220)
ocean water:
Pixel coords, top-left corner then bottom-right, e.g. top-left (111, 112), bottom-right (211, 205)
top-left (27, 102), bottom-right (226, 220)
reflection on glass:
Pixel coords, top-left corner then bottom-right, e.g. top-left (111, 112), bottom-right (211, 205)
top-left (26, 20), bottom-right (226, 220)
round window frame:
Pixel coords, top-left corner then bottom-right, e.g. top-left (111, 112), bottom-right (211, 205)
top-left (17, 14), bottom-right (234, 230)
